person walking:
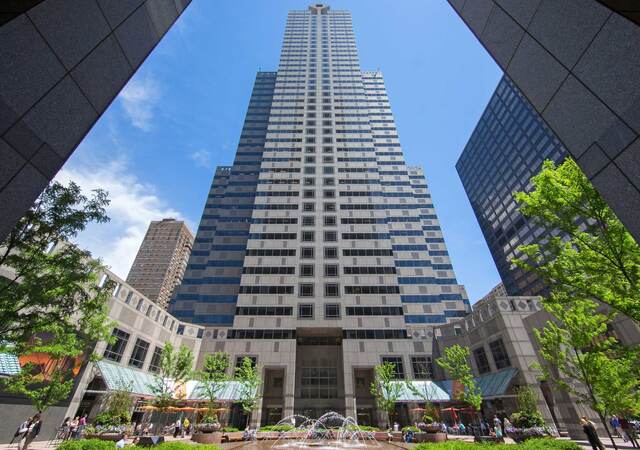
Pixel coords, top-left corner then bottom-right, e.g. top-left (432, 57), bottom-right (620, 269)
top-left (182, 417), bottom-right (190, 437)
top-left (19, 413), bottom-right (42, 450)
top-left (173, 418), bottom-right (182, 438)
top-left (621, 417), bottom-right (639, 448)
top-left (10, 417), bottom-right (31, 446)
top-left (582, 416), bottom-right (605, 450)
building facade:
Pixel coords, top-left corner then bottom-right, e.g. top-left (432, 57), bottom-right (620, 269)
top-left (0, 0), bottom-right (191, 242)
top-left (0, 266), bottom-right (204, 444)
top-left (170, 4), bottom-right (470, 425)
top-left (448, 0), bottom-right (640, 242)
top-left (456, 76), bottom-right (568, 296)
top-left (127, 218), bottom-right (194, 309)
top-left (433, 284), bottom-right (640, 440)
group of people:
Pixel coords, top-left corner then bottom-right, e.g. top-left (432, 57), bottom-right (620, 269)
top-left (11, 413), bottom-right (42, 450)
top-left (610, 415), bottom-right (639, 448)
top-left (172, 417), bottom-right (192, 438)
top-left (60, 415), bottom-right (87, 440)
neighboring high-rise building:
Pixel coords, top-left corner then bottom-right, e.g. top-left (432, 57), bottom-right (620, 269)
top-left (456, 76), bottom-right (568, 296)
top-left (0, 0), bottom-right (191, 242)
top-left (171, 4), bottom-right (470, 424)
top-left (127, 218), bottom-right (194, 310)
top-left (447, 1), bottom-right (640, 242)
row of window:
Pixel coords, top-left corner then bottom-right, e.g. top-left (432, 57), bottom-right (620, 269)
top-left (103, 328), bottom-right (163, 373)
top-left (236, 306), bottom-right (293, 316)
top-left (473, 338), bottom-right (511, 374)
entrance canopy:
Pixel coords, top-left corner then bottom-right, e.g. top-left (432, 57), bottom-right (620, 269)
top-left (95, 360), bottom-right (254, 401)
top-left (395, 367), bottom-right (518, 403)
top-left (394, 380), bottom-right (451, 402)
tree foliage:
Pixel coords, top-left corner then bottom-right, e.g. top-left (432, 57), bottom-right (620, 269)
top-left (511, 386), bottom-right (545, 428)
top-left (95, 382), bottom-right (134, 426)
top-left (533, 299), bottom-right (640, 448)
top-left (147, 342), bottom-right (194, 411)
top-left (436, 344), bottom-right (482, 411)
top-left (512, 158), bottom-right (640, 323)
top-left (197, 352), bottom-right (230, 420)
top-left (4, 363), bottom-right (74, 412)
top-left (234, 357), bottom-right (261, 426)
top-left (370, 362), bottom-right (403, 427)
top-left (0, 181), bottom-right (113, 412)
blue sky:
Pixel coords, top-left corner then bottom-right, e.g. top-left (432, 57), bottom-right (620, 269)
top-left (58, 0), bottom-right (503, 303)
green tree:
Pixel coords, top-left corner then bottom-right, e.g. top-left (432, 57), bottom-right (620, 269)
top-left (404, 379), bottom-right (438, 423)
top-left (512, 158), bottom-right (640, 323)
top-left (0, 181), bottom-right (113, 412)
top-left (5, 365), bottom-right (74, 413)
top-left (197, 352), bottom-right (230, 421)
top-left (370, 362), bottom-right (403, 428)
top-left (147, 342), bottom-right (194, 411)
top-left (436, 344), bottom-right (482, 411)
top-left (533, 299), bottom-right (640, 449)
top-left (510, 386), bottom-right (545, 428)
top-left (95, 382), bottom-right (134, 426)
top-left (234, 357), bottom-right (261, 427)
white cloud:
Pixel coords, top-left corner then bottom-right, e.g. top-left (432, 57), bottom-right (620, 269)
top-left (55, 159), bottom-right (185, 279)
top-left (118, 76), bottom-right (160, 131)
top-left (189, 148), bottom-right (213, 169)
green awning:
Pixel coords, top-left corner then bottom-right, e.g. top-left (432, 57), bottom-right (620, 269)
top-left (96, 360), bottom-right (157, 396)
top-left (476, 367), bottom-right (518, 398)
top-left (95, 360), bottom-right (252, 401)
top-left (394, 380), bottom-right (451, 402)
top-left (0, 353), bottom-right (20, 376)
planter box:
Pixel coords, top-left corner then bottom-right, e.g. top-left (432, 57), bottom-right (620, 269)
top-left (192, 431), bottom-right (222, 444)
top-left (374, 432), bottom-right (391, 441)
top-left (423, 432), bottom-right (447, 442)
top-left (474, 435), bottom-right (504, 444)
top-left (84, 433), bottom-right (125, 442)
top-left (223, 431), bottom-right (244, 442)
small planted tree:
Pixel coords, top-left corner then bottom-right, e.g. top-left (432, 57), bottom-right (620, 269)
top-left (533, 299), bottom-right (640, 450)
top-left (510, 386), bottom-right (545, 429)
top-left (235, 357), bottom-right (261, 428)
top-left (370, 362), bottom-right (403, 429)
top-left (512, 158), bottom-right (640, 324)
top-left (0, 181), bottom-right (114, 413)
top-left (405, 380), bottom-right (438, 423)
top-left (95, 382), bottom-right (134, 428)
top-left (436, 345), bottom-right (482, 412)
top-left (147, 343), bottom-right (194, 414)
top-left (197, 352), bottom-right (230, 424)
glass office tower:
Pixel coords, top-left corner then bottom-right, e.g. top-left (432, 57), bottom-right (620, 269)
top-left (456, 76), bottom-right (568, 296)
top-left (170, 4), bottom-right (469, 425)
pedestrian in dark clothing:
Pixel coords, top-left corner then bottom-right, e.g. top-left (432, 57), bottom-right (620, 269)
top-left (621, 417), bottom-right (639, 448)
top-left (581, 416), bottom-right (605, 450)
top-left (19, 413), bottom-right (42, 450)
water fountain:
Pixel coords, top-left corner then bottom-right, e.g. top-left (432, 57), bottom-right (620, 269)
top-left (259, 411), bottom-right (384, 450)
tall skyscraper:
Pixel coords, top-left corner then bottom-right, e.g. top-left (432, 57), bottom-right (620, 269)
top-left (171, 4), bottom-right (469, 424)
top-left (448, 0), bottom-right (640, 242)
top-left (456, 76), bottom-right (568, 296)
top-left (127, 218), bottom-right (194, 310)
top-left (0, 0), bottom-right (191, 242)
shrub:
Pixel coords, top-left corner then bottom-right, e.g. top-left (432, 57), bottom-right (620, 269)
top-left (511, 411), bottom-right (546, 428)
top-left (402, 425), bottom-right (420, 433)
top-left (258, 424), bottom-right (295, 432)
top-left (413, 438), bottom-right (582, 450)
top-left (94, 410), bottom-right (130, 427)
top-left (57, 439), bottom-right (116, 450)
top-left (345, 424), bottom-right (379, 432)
top-left (222, 426), bottom-right (240, 432)
top-left (133, 443), bottom-right (222, 450)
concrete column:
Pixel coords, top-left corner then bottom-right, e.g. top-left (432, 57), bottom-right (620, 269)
top-left (283, 365), bottom-right (296, 418)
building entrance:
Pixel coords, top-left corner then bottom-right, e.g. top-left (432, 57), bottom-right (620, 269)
top-left (293, 328), bottom-right (345, 418)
